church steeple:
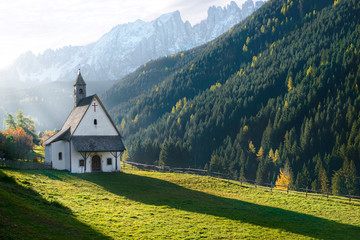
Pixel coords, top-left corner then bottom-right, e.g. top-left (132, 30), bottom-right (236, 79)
top-left (74, 69), bottom-right (86, 107)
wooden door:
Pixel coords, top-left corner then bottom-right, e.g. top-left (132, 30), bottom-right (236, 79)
top-left (91, 155), bottom-right (101, 172)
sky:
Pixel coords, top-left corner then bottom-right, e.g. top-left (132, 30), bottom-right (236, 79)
top-left (0, 0), bottom-right (247, 69)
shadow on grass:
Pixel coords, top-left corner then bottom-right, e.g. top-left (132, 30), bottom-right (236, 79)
top-left (79, 172), bottom-right (360, 240)
top-left (0, 169), bottom-right (109, 239)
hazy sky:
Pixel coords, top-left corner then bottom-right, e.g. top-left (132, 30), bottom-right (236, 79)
top-left (0, 0), bottom-right (247, 68)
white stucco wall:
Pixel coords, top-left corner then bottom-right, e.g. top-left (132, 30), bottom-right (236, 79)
top-left (51, 141), bottom-right (67, 170)
top-left (73, 98), bottom-right (118, 136)
top-left (64, 141), bottom-right (71, 171)
top-left (70, 142), bottom-right (88, 173)
top-left (70, 141), bottom-right (121, 173)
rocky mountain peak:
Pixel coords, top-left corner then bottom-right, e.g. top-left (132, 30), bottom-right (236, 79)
top-left (0, 0), bottom-right (265, 87)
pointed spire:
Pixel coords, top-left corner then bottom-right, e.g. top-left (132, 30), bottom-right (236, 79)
top-left (74, 69), bottom-right (87, 107)
top-left (74, 69), bottom-right (86, 86)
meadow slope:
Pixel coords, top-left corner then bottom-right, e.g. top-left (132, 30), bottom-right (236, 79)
top-left (0, 168), bottom-right (359, 239)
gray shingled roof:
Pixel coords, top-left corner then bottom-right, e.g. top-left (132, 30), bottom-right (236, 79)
top-left (74, 71), bottom-right (86, 86)
top-left (72, 136), bottom-right (125, 152)
top-left (43, 95), bottom-right (94, 146)
top-left (43, 128), bottom-right (71, 144)
top-left (43, 94), bottom-right (123, 148)
top-left (61, 95), bottom-right (94, 135)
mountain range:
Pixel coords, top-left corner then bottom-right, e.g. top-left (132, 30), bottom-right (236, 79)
top-left (0, 0), bottom-right (264, 131)
top-left (0, 0), bottom-right (264, 87)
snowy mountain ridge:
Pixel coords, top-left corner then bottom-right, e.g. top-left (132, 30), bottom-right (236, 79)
top-left (0, 0), bottom-right (265, 86)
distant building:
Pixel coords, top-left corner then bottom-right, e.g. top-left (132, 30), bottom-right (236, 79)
top-left (43, 70), bottom-right (125, 173)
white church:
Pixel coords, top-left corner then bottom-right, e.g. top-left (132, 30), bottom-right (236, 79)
top-left (43, 71), bottom-right (125, 173)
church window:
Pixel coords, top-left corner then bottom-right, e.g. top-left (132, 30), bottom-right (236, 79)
top-left (58, 152), bottom-right (62, 160)
top-left (94, 119), bottom-right (97, 125)
top-left (107, 158), bottom-right (112, 165)
top-left (79, 159), bottom-right (85, 167)
top-left (79, 88), bottom-right (83, 94)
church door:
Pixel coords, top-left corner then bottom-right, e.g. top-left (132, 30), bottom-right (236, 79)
top-left (91, 155), bottom-right (101, 172)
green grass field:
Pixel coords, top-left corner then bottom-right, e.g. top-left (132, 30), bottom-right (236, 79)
top-left (0, 167), bottom-right (359, 239)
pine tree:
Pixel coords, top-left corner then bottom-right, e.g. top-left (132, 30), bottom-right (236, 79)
top-left (268, 148), bottom-right (274, 162)
top-left (319, 166), bottom-right (329, 193)
top-left (332, 169), bottom-right (347, 195)
top-left (346, 160), bottom-right (358, 195)
top-left (273, 149), bottom-right (280, 163)
top-left (255, 158), bottom-right (269, 185)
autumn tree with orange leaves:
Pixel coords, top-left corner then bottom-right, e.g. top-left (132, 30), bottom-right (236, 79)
top-left (1, 111), bottom-right (39, 160)
top-left (3, 127), bottom-right (34, 160)
top-left (5, 110), bottom-right (39, 144)
top-left (39, 130), bottom-right (56, 145)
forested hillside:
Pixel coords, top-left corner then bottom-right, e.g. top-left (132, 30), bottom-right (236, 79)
top-left (103, 0), bottom-right (360, 194)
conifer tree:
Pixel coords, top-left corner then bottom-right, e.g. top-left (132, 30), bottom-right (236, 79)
top-left (319, 166), bottom-right (329, 193)
top-left (332, 169), bottom-right (347, 195)
top-left (273, 149), bottom-right (280, 163)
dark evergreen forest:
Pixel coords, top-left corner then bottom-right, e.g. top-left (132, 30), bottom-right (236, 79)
top-left (102, 0), bottom-right (360, 194)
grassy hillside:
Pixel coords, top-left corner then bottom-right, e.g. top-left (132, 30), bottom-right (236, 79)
top-left (1, 168), bottom-right (359, 239)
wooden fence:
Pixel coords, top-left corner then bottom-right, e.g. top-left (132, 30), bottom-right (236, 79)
top-left (124, 160), bottom-right (360, 204)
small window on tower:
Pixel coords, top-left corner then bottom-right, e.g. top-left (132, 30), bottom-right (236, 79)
top-left (94, 119), bottom-right (97, 125)
top-left (58, 152), bottom-right (62, 160)
top-left (79, 159), bottom-right (85, 167)
top-left (79, 88), bottom-right (83, 94)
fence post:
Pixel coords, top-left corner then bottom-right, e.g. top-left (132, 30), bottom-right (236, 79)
top-left (306, 186), bottom-right (308, 198)
top-left (271, 183), bottom-right (273, 193)
top-left (287, 185), bottom-right (289, 194)
top-left (240, 177), bottom-right (243, 186)
top-left (255, 182), bottom-right (257, 189)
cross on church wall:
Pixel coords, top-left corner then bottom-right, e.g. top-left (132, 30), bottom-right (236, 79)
top-left (92, 102), bottom-right (98, 112)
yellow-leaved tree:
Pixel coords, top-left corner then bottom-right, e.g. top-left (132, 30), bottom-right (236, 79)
top-left (275, 163), bottom-right (292, 190)
top-left (249, 141), bottom-right (256, 154)
top-left (256, 147), bottom-right (264, 161)
top-left (273, 149), bottom-right (280, 163)
top-left (287, 76), bottom-right (293, 92)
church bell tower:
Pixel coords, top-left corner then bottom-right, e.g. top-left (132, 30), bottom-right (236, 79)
top-left (74, 69), bottom-right (87, 107)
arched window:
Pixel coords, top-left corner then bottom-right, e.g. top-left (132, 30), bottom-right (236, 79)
top-left (79, 88), bottom-right (83, 94)
top-left (94, 119), bottom-right (97, 125)
top-left (58, 152), bottom-right (62, 160)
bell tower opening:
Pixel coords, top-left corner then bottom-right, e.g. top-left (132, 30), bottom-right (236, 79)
top-left (74, 69), bottom-right (87, 107)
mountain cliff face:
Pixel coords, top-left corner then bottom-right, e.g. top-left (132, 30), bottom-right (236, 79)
top-left (0, 0), bottom-right (265, 87)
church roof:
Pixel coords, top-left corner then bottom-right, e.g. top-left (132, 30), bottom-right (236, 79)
top-left (72, 136), bottom-right (125, 152)
top-left (74, 71), bottom-right (86, 86)
top-left (61, 95), bottom-right (94, 135)
top-left (43, 94), bottom-right (123, 148)
top-left (43, 128), bottom-right (71, 144)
